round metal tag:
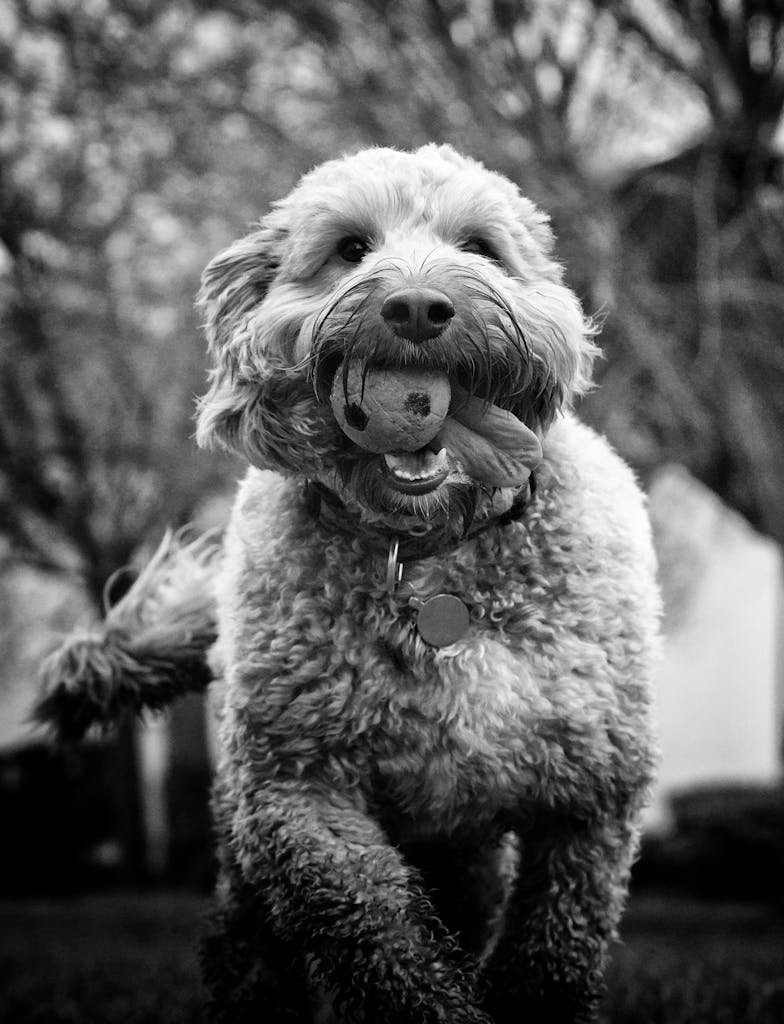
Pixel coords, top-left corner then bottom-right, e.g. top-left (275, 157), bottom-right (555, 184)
top-left (416, 594), bottom-right (470, 648)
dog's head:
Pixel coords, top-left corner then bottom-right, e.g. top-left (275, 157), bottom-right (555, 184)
top-left (196, 145), bottom-right (598, 529)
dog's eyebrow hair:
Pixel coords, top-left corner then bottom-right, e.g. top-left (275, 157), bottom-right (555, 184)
top-left (316, 210), bottom-right (380, 242)
top-left (331, 226), bottom-right (379, 247)
top-left (457, 224), bottom-right (509, 251)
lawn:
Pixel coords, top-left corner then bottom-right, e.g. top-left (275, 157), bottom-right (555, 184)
top-left (0, 893), bottom-right (206, 1024)
top-left (0, 892), bottom-right (782, 1023)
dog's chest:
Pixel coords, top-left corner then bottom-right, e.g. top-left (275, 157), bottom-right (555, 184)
top-left (355, 632), bottom-right (544, 835)
top-left (231, 525), bottom-right (548, 821)
top-left (226, 485), bottom-right (650, 834)
top-left (295, 543), bottom-right (552, 831)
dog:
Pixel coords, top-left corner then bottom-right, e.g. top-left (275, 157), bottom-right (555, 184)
top-left (37, 144), bottom-right (660, 1024)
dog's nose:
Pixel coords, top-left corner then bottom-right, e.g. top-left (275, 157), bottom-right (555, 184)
top-left (381, 287), bottom-right (455, 342)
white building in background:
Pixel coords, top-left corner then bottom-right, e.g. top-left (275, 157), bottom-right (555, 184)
top-left (646, 466), bottom-right (784, 830)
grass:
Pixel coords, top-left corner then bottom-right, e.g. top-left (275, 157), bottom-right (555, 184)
top-left (1, 891), bottom-right (783, 1022)
top-left (605, 897), bottom-right (784, 1023)
top-left (0, 893), bottom-right (207, 1024)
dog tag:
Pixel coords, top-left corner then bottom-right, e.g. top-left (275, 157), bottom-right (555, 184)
top-left (416, 594), bottom-right (470, 648)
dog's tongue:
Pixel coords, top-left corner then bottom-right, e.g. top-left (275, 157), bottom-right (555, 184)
top-left (437, 389), bottom-right (542, 488)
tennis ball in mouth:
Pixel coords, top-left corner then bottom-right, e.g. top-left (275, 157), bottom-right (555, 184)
top-left (330, 362), bottom-right (451, 453)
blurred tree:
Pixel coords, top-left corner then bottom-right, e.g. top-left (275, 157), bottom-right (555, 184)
top-left (0, 0), bottom-right (323, 881)
top-left (0, 0), bottom-right (322, 601)
top-left (2, 0), bottom-right (783, 577)
top-left (588, 0), bottom-right (784, 545)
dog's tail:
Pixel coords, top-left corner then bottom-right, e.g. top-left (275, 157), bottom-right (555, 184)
top-left (33, 529), bottom-right (221, 743)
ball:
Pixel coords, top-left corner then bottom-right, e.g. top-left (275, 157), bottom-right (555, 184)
top-left (330, 362), bottom-right (451, 453)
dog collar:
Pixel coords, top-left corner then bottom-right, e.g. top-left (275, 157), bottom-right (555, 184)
top-left (304, 477), bottom-right (534, 554)
top-left (303, 477), bottom-right (535, 648)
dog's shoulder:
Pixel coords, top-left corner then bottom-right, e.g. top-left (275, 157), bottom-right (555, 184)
top-left (226, 467), bottom-right (318, 549)
top-left (228, 468), bottom-right (295, 535)
top-left (217, 469), bottom-right (313, 594)
top-left (536, 413), bottom-right (656, 573)
top-left (542, 414), bottom-right (642, 498)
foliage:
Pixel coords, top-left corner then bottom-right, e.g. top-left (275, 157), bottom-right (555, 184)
top-left (636, 784), bottom-right (784, 902)
top-left (1, 0), bottom-right (783, 601)
top-left (0, 0), bottom-right (323, 598)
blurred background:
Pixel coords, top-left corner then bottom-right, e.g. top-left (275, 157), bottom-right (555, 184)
top-left (1, 0), bottom-right (783, 1021)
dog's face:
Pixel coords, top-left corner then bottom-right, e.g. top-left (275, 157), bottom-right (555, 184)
top-left (196, 145), bottom-right (597, 528)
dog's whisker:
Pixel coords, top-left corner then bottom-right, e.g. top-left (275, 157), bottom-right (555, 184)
top-left (463, 312), bottom-right (496, 395)
top-left (306, 256), bottom-right (553, 420)
top-left (414, 248), bottom-right (445, 277)
top-left (311, 272), bottom-right (387, 346)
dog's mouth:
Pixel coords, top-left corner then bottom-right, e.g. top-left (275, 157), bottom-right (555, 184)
top-left (325, 359), bottom-right (543, 503)
top-left (382, 447), bottom-right (450, 495)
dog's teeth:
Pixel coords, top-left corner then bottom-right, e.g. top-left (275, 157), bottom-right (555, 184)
top-left (383, 448), bottom-right (447, 480)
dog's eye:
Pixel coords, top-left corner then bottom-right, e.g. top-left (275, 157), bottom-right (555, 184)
top-left (337, 237), bottom-right (371, 263)
top-left (460, 237), bottom-right (498, 261)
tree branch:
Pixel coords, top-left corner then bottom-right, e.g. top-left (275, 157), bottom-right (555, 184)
top-left (692, 145), bottom-right (723, 378)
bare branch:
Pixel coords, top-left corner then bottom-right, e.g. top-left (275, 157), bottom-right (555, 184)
top-left (692, 145), bottom-right (723, 378)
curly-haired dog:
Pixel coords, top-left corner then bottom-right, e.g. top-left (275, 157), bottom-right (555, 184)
top-left (38, 145), bottom-right (659, 1024)
top-left (192, 143), bottom-right (660, 1023)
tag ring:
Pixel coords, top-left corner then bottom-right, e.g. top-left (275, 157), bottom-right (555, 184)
top-left (386, 538), bottom-right (403, 595)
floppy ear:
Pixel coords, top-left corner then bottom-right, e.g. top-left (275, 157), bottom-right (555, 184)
top-left (502, 190), bottom-right (599, 427)
top-left (195, 221), bottom-right (340, 472)
top-left (512, 194), bottom-right (557, 261)
top-left (515, 281), bottom-right (601, 430)
top-left (197, 221), bottom-right (286, 371)
top-left (195, 221), bottom-right (285, 454)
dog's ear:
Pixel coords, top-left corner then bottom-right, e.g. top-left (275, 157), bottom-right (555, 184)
top-left (195, 221), bottom-right (285, 456)
top-left (512, 194), bottom-right (557, 260)
top-left (198, 221), bottom-right (286, 362)
top-left (503, 193), bottom-right (599, 426)
top-left (195, 220), bottom-right (339, 471)
top-left (515, 281), bottom-right (600, 430)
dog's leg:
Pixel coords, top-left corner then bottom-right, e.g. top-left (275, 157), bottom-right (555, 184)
top-left (401, 833), bottom-right (518, 965)
top-left (199, 771), bottom-right (315, 1022)
top-left (224, 781), bottom-right (493, 1024)
top-left (480, 813), bottom-right (637, 1024)
top-left (201, 873), bottom-right (314, 1023)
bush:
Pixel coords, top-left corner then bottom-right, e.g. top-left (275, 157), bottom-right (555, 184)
top-left (635, 784), bottom-right (784, 903)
